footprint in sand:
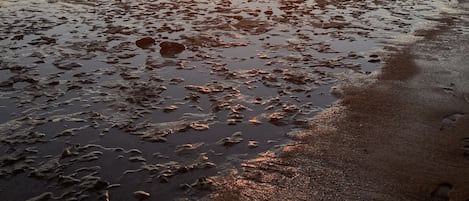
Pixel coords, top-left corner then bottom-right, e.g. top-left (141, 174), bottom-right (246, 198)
top-left (463, 137), bottom-right (469, 160)
top-left (440, 113), bottom-right (465, 130)
top-left (431, 183), bottom-right (453, 201)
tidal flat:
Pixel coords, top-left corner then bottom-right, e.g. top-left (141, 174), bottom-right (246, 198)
top-left (0, 0), bottom-right (467, 200)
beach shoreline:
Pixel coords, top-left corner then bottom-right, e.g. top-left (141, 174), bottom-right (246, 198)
top-left (209, 6), bottom-right (469, 201)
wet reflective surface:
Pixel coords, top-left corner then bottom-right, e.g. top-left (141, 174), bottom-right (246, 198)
top-left (0, 0), bottom-right (462, 200)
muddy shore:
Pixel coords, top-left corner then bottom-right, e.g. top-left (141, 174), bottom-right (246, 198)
top-left (1, 0), bottom-right (469, 200)
top-left (209, 6), bottom-right (469, 201)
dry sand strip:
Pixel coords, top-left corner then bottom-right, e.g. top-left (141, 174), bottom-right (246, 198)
top-left (208, 12), bottom-right (469, 201)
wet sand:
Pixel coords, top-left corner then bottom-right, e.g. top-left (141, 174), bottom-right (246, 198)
top-left (210, 5), bottom-right (469, 201)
